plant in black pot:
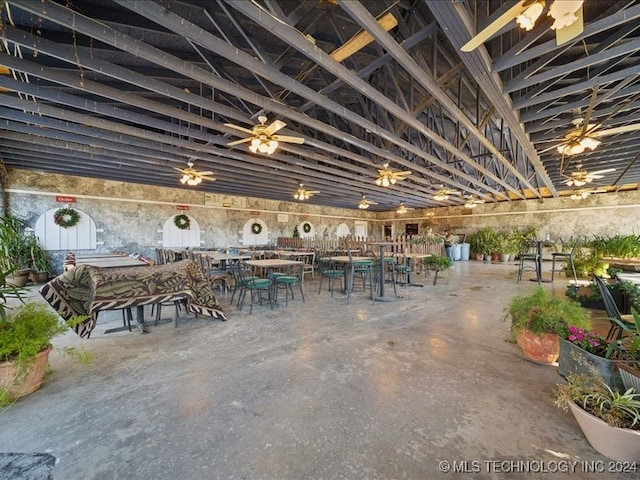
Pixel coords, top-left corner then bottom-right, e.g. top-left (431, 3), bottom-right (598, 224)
top-left (24, 233), bottom-right (51, 283)
top-left (505, 287), bottom-right (591, 365)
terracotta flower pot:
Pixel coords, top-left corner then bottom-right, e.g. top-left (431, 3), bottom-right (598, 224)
top-left (0, 345), bottom-right (52, 400)
top-left (516, 329), bottom-right (559, 364)
top-left (568, 401), bottom-right (640, 462)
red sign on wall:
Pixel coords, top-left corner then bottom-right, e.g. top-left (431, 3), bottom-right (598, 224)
top-left (176, 205), bottom-right (189, 211)
top-left (56, 195), bottom-right (76, 203)
top-left (250, 211), bottom-right (260, 216)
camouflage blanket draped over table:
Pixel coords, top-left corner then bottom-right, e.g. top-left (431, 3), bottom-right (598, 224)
top-left (39, 260), bottom-right (226, 338)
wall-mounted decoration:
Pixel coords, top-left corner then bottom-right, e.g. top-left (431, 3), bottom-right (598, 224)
top-left (278, 214), bottom-right (289, 223)
top-left (173, 214), bottom-right (191, 230)
top-left (53, 207), bottom-right (80, 229)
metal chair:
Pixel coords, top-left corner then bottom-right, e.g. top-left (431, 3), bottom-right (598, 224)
top-left (517, 243), bottom-right (540, 284)
top-left (346, 249), bottom-right (375, 304)
top-left (272, 263), bottom-right (305, 307)
top-left (593, 275), bottom-right (636, 341)
top-left (551, 240), bottom-right (579, 284)
top-left (237, 262), bottom-right (273, 314)
top-left (317, 251), bottom-right (343, 297)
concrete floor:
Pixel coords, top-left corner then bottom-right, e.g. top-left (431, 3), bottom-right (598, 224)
top-left (1, 261), bottom-right (636, 480)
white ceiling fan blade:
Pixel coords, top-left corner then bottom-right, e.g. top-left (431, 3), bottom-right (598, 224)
top-left (227, 137), bottom-right (253, 146)
top-left (200, 175), bottom-right (216, 181)
top-left (264, 119), bottom-right (286, 136)
top-left (272, 134), bottom-right (305, 144)
top-left (461, 1), bottom-right (528, 52)
top-left (173, 167), bottom-right (188, 174)
top-left (593, 124), bottom-right (640, 137)
top-left (198, 171), bottom-right (214, 176)
top-left (590, 168), bottom-right (616, 175)
top-left (223, 123), bottom-right (255, 135)
top-left (555, 3), bottom-right (584, 46)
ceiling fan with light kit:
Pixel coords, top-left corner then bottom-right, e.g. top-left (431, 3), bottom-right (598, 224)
top-left (463, 195), bottom-right (486, 209)
top-left (562, 167), bottom-right (616, 187)
top-left (225, 115), bottom-right (304, 154)
top-left (570, 187), bottom-right (607, 200)
top-left (293, 182), bottom-right (319, 201)
top-left (358, 195), bottom-right (378, 209)
top-left (461, 0), bottom-right (585, 53)
top-left (374, 163), bottom-right (412, 187)
top-left (396, 202), bottom-right (414, 214)
top-left (433, 187), bottom-right (460, 202)
top-left (173, 161), bottom-right (215, 186)
top-left (552, 87), bottom-right (640, 156)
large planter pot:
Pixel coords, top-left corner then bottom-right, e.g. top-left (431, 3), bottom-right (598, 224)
top-left (558, 338), bottom-right (622, 389)
top-left (516, 329), bottom-right (559, 364)
top-left (29, 270), bottom-right (49, 284)
top-left (0, 345), bottom-right (52, 400)
top-left (6, 269), bottom-right (31, 287)
top-left (618, 363), bottom-right (640, 392)
top-left (498, 253), bottom-right (510, 263)
top-left (567, 401), bottom-right (640, 462)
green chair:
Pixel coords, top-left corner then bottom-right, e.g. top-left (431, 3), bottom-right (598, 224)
top-left (317, 252), bottom-right (344, 296)
top-left (346, 249), bottom-right (374, 304)
top-left (273, 263), bottom-right (305, 307)
top-left (237, 262), bottom-right (273, 314)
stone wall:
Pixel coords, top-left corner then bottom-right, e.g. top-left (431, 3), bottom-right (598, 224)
top-left (6, 168), bottom-right (640, 272)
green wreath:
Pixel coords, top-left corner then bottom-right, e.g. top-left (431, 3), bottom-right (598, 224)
top-left (174, 213), bottom-right (190, 230)
top-left (251, 222), bottom-right (262, 235)
top-left (302, 222), bottom-right (311, 233)
top-left (53, 207), bottom-right (80, 228)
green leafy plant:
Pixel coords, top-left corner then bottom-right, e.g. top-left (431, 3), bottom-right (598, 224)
top-left (467, 227), bottom-right (500, 256)
top-left (292, 225), bottom-right (300, 238)
top-left (0, 214), bottom-right (32, 271)
top-left (422, 254), bottom-right (452, 286)
top-left (555, 372), bottom-right (640, 430)
top-left (505, 287), bottom-right (591, 339)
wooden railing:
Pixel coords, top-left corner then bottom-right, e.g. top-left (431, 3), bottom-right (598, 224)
top-left (276, 235), bottom-right (444, 255)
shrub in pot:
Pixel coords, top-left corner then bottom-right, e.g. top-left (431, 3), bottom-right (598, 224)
top-left (422, 255), bottom-right (452, 285)
top-left (554, 372), bottom-right (640, 462)
top-left (0, 269), bottom-right (87, 405)
top-left (505, 287), bottom-right (591, 364)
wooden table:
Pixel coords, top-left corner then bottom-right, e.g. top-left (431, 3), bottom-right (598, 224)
top-left (75, 257), bottom-right (150, 268)
top-left (244, 259), bottom-right (304, 271)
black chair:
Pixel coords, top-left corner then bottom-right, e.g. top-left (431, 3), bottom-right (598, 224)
top-left (551, 240), bottom-right (578, 284)
top-left (593, 275), bottom-right (636, 341)
top-left (517, 242), bottom-right (540, 284)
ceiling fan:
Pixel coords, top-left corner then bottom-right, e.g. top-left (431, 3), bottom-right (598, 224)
top-left (570, 187), bottom-right (607, 200)
top-left (173, 161), bottom-right (215, 186)
top-left (293, 183), bottom-right (319, 201)
top-left (396, 202), bottom-right (413, 214)
top-left (463, 195), bottom-right (486, 209)
top-left (374, 163), bottom-right (412, 187)
top-left (552, 87), bottom-right (640, 156)
top-left (224, 115), bottom-right (305, 154)
top-left (461, 0), bottom-right (584, 53)
top-left (562, 167), bottom-right (616, 187)
top-left (433, 188), bottom-right (460, 201)
top-left (358, 195), bottom-right (378, 210)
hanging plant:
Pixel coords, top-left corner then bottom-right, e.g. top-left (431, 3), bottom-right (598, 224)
top-left (251, 222), bottom-right (262, 235)
top-left (174, 213), bottom-right (190, 230)
top-left (302, 222), bottom-right (312, 234)
top-left (53, 207), bottom-right (80, 228)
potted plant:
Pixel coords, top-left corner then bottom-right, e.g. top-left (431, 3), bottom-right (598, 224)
top-left (422, 254), bottom-right (452, 285)
top-left (0, 214), bottom-right (33, 286)
top-left (610, 308), bottom-right (640, 393)
top-left (558, 325), bottom-right (622, 390)
top-left (505, 287), bottom-right (591, 364)
top-left (554, 372), bottom-right (640, 462)
top-left (24, 233), bottom-right (51, 283)
top-left (0, 268), bottom-right (86, 404)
